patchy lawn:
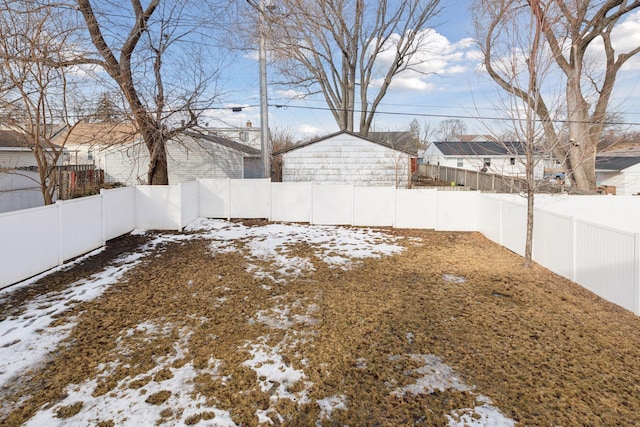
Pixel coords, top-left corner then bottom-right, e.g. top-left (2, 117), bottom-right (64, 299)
top-left (2, 219), bottom-right (640, 426)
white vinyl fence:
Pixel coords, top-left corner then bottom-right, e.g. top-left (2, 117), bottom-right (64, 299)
top-left (2, 179), bottom-right (639, 316)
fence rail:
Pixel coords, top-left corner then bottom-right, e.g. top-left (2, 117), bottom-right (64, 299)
top-left (418, 164), bottom-right (566, 194)
top-left (2, 179), bottom-right (639, 316)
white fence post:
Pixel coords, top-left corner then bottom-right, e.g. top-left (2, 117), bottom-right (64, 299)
top-left (635, 233), bottom-right (640, 315)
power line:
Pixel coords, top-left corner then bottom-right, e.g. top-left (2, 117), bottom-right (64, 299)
top-left (215, 103), bottom-right (640, 127)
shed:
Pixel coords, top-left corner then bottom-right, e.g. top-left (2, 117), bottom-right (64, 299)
top-left (275, 130), bottom-right (417, 188)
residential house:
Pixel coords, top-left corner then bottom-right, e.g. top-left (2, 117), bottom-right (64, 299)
top-left (55, 123), bottom-right (262, 185)
top-left (421, 137), bottom-right (546, 179)
top-left (275, 130), bottom-right (418, 188)
top-left (208, 121), bottom-right (262, 151)
top-left (0, 129), bottom-right (64, 169)
top-left (596, 146), bottom-right (640, 195)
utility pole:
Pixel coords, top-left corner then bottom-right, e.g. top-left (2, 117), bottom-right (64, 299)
top-left (258, 0), bottom-right (270, 178)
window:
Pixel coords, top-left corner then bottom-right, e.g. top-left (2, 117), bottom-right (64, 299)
top-left (483, 158), bottom-right (491, 167)
top-left (240, 131), bottom-right (249, 142)
top-left (510, 157), bottom-right (515, 165)
top-left (457, 158), bottom-right (464, 167)
top-left (87, 151), bottom-right (94, 162)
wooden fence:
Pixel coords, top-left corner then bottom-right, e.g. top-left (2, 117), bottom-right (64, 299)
top-left (56, 165), bottom-right (104, 200)
top-left (418, 164), bottom-right (566, 194)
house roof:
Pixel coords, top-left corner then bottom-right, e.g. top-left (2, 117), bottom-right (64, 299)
top-left (181, 131), bottom-right (261, 156)
top-left (432, 140), bottom-right (526, 157)
top-left (367, 131), bottom-right (421, 154)
top-left (54, 122), bottom-right (139, 147)
top-left (595, 156), bottom-right (640, 171)
top-left (0, 130), bottom-right (32, 148)
top-left (0, 129), bottom-right (63, 150)
top-left (273, 130), bottom-right (418, 156)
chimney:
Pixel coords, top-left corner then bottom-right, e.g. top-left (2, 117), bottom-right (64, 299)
top-left (246, 121), bottom-right (252, 128)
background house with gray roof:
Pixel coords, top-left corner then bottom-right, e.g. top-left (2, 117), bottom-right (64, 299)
top-left (596, 146), bottom-right (640, 195)
top-left (421, 137), bottom-right (546, 179)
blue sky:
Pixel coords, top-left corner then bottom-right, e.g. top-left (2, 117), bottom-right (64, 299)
top-left (204, 1), bottom-right (640, 140)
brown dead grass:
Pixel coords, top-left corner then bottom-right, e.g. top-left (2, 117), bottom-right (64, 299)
top-left (2, 222), bottom-right (640, 426)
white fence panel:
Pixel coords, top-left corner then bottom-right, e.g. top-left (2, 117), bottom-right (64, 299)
top-left (395, 189), bottom-right (437, 229)
top-left (477, 195), bottom-right (502, 244)
top-left (499, 200), bottom-right (527, 256)
top-left (435, 191), bottom-right (480, 231)
top-left (532, 210), bottom-right (574, 281)
top-left (312, 184), bottom-right (353, 225)
top-left (58, 196), bottom-right (104, 262)
top-left (0, 205), bottom-right (59, 289)
top-left (199, 179), bottom-right (229, 218)
top-left (180, 181), bottom-right (199, 229)
top-left (229, 179), bottom-right (270, 219)
top-left (102, 187), bottom-right (136, 241)
top-left (353, 187), bottom-right (394, 227)
top-left (270, 182), bottom-right (312, 223)
top-left (0, 170), bottom-right (44, 213)
top-left (574, 220), bottom-right (639, 314)
top-left (136, 186), bottom-right (181, 230)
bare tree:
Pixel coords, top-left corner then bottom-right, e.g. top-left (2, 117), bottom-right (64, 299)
top-left (475, 0), bottom-right (567, 267)
top-left (475, 0), bottom-right (640, 192)
top-left (262, 0), bottom-right (441, 135)
top-left (270, 126), bottom-right (299, 181)
top-left (73, 0), bottom-right (227, 185)
top-left (435, 118), bottom-right (467, 141)
top-left (0, 1), bottom-right (81, 204)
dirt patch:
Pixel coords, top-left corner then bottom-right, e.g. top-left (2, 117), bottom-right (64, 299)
top-left (2, 222), bottom-right (640, 426)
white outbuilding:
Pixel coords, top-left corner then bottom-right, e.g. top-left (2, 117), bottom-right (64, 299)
top-left (275, 131), bottom-right (419, 188)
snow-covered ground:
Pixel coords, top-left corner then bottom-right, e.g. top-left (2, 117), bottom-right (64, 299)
top-left (0, 219), bottom-right (515, 426)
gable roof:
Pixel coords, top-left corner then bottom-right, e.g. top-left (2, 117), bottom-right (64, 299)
top-left (432, 140), bottom-right (526, 157)
top-left (273, 130), bottom-right (418, 156)
top-left (595, 156), bottom-right (640, 171)
top-left (0, 130), bottom-right (32, 148)
top-left (181, 131), bottom-right (261, 156)
top-left (54, 122), bottom-right (139, 147)
top-left (0, 129), bottom-right (63, 150)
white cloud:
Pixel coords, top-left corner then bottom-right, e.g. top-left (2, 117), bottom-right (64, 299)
top-left (297, 124), bottom-right (321, 135)
top-left (369, 28), bottom-right (480, 93)
top-left (277, 89), bottom-right (307, 100)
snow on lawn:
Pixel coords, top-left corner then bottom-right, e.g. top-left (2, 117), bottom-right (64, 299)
top-left (1, 219), bottom-right (516, 426)
top-left (185, 219), bottom-right (405, 282)
top-left (0, 234), bottom-right (185, 392)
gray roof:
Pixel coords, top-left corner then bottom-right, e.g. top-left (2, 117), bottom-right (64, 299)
top-left (595, 156), bottom-right (640, 171)
top-left (367, 131), bottom-right (421, 155)
top-left (273, 130), bottom-right (418, 156)
top-left (432, 140), bottom-right (526, 157)
top-left (0, 130), bottom-right (32, 148)
top-left (181, 131), bottom-right (261, 156)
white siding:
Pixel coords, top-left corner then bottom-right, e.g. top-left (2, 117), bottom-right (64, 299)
top-left (167, 136), bottom-right (245, 183)
top-left (421, 144), bottom-right (544, 179)
top-left (0, 150), bottom-right (39, 169)
top-left (95, 136), bottom-right (252, 185)
top-left (99, 142), bottom-right (149, 185)
top-left (282, 133), bottom-right (411, 187)
top-left (598, 163), bottom-right (640, 196)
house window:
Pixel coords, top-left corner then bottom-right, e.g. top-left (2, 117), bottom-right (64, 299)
top-left (87, 151), bottom-right (94, 162)
top-left (240, 131), bottom-right (249, 142)
top-left (483, 158), bottom-right (491, 167)
top-left (457, 158), bottom-right (463, 167)
top-left (510, 157), bottom-right (515, 165)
